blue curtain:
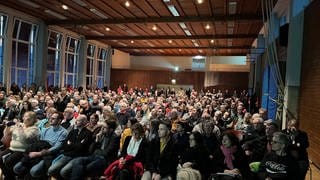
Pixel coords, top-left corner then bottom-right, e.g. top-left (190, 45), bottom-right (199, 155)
top-left (261, 65), bottom-right (277, 120)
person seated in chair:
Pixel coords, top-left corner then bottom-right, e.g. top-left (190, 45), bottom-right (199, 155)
top-left (258, 132), bottom-right (299, 180)
top-left (13, 111), bottom-right (67, 179)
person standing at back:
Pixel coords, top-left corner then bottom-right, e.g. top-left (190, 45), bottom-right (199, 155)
top-left (282, 119), bottom-right (309, 180)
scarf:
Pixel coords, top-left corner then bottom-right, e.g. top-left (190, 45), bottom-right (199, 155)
top-left (220, 145), bottom-right (237, 169)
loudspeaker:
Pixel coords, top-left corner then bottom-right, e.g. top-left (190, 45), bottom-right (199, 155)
top-left (279, 23), bottom-right (289, 46)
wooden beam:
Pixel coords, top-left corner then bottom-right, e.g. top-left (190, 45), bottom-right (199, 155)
top-left (46, 14), bottom-right (262, 25)
top-left (130, 52), bottom-right (248, 56)
top-left (111, 45), bottom-right (251, 49)
top-left (86, 34), bottom-right (256, 40)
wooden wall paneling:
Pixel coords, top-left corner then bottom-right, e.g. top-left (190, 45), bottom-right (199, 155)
top-left (299, 0), bottom-right (320, 168)
top-left (110, 69), bottom-right (248, 92)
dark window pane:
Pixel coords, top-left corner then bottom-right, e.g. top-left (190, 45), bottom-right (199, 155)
top-left (11, 68), bottom-right (15, 85)
top-left (48, 31), bottom-right (58, 48)
top-left (19, 21), bottom-right (32, 41)
top-left (17, 69), bottom-right (27, 87)
top-left (69, 38), bottom-right (75, 53)
top-left (65, 37), bottom-right (70, 51)
top-left (47, 73), bottom-right (54, 87)
top-left (13, 20), bottom-right (19, 39)
top-left (97, 77), bottom-right (103, 89)
top-left (11, 42), bottom-right (17, 66)
top-left (87, 44), bottom-right (95, 57)
top-left (66, 75), bottom-right (73, 87)
top-left (17, 43), bottom-right (29, 68)
top-left (47, 49), bottom-right (56, 71)
top-left (97, 61), bottom-right (103, 75)
top-left (86, 59), bottom-right (93, 75)
top-left (86, 77), bottom-right (92, 86)
top-left (66, 54), bottom-right (74, 73)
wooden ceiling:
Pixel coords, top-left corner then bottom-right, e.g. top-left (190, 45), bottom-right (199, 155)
top-left (1, 0), bottom-right (265, 56)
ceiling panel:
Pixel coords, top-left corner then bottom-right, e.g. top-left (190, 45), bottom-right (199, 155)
top-left (0, 0), bottom-right (271, 56)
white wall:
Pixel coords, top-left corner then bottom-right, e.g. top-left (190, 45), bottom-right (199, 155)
top-left (130, 56), bottom-right (192, 70)
top-left (111, 49), bottom-right (130, 68)
top-left (111, 50), bottom-right (249, 72)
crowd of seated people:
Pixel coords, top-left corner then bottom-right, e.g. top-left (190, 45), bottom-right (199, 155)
top-left (0, 83), bottom-right (310, 180)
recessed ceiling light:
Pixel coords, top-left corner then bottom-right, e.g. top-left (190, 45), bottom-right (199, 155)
top-left (168, 40), bottom-right (173, 44)
top-left (125, 1), bottom-right (130, 7)
top-left (105, 27), bottom-right (110, 31)
top-left (197, 0), bottom-right (204, 4)
top-left (62, 4), bottom-right (68, 10)
top-left (130, 40), bottom-right (134, 44)
top-left (205, 24), bottom-right (210, 30)
top-left (152, 25), bottom-right (157, 31)
top-left (210, 39), bottom-right (215, 43)
top-left (178, 49), bottom-right (182, 52)
top-left (199, 49), bottom-right (203, 53)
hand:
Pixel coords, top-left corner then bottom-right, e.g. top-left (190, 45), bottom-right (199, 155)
top-left (182, 162), bottom-right (193, 168)
top-left (29, 151), bottom-right (42, 158)
top-left (119, 157), bottom-right (126, 166)
top-left (245, 150), bottom-right (252, 156)
top-left (152, 173), bottom-right (161, 180)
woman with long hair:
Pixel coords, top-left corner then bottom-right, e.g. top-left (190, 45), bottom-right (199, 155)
top-left (212, 132), bottom-right (251, 180)
top-left (179, 131), bottom-right (210, 179)
top-left (105, 123), bottom-right (148, 180)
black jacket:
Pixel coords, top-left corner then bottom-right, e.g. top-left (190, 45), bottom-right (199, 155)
top-left (121, 136), bottom-right (148, 165)
top-left (145, 137), bottom-right (179, 179)
top-left (62, 127), bottom-right (92, 157)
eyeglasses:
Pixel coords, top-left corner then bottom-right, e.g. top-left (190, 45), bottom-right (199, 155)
top-left (271, 140), bottom-right (282, 144)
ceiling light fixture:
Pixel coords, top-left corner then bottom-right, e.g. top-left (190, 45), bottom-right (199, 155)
top-left (17, 0), bottom-right (40, 8)
top-left (44, 9), bottom-right (67, 19)
top-left (62, 4), bottom-right (68, 10)
top-left (90, 8), bottom-right (108, 19)
top-left (178, 49), bottom-right (182, 52)
top-left (91, 30), bottom-right (104, 36)
top-left (72, 0), bottom-right (87, 6)
top-left (197, 0), bottom-right (204, 4)
top-left (168, 5), bottom-right (180, 16)
top-left (205, 24), bottom-right (210, 30)
top-left (168, 40), bottom-right (173, 44)
top-left (125, 1), bottom-right (130, 7)
top-left (105, 27), bottom-right (110, 31)
top-left (179, 23), bottom-right (187, 29)
top-left (210, 39), bottom-right (215, 43)
top-left (184, 30), bottom-right (192, 36)
top-left (118, 42), bottom-right (127, 46)
top-left (130, 40), bottom-right (134, 44)
top-left (152, 25), bottom-right (157, 31)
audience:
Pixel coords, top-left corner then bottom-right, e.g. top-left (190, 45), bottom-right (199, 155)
top-left (0, 84), bottom-right (310, 180)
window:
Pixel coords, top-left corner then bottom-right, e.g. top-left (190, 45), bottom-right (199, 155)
top-left (64, 36), bottom-right (80, 88)
top-left (86, 44), bottom-right (96, 88)
top-left (47, 30), bottom-right (63, 87)
top-left (11, 19), bottom-right (37, 88)
top-left (0, 15), bottom-right (7, 83)
top-left (96, 48), bottom-right (107, 89)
